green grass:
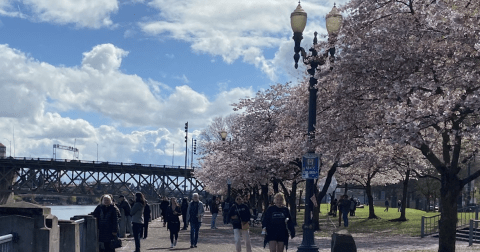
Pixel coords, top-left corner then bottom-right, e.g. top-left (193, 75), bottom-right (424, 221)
top-left (293, 204), bottom-right (440, 237)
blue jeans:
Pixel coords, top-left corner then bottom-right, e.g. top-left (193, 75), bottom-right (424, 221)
top-left (342, 211), bottom-right (349, 227)
top-left (190, 221), bottom-right (201, 246)
top-left (211, 213), bottom-right (218, 228)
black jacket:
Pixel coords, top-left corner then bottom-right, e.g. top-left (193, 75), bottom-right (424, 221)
top-left (92, 204), bottom-right (119, 242)
top-left (228, 203), bottom-right (251, 229)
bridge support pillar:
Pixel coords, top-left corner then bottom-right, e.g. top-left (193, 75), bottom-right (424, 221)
top-left (0, 166), bottom-right (17, 205)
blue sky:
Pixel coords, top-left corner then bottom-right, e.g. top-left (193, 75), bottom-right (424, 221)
top-left (0, 0), bottom-right (346, 166)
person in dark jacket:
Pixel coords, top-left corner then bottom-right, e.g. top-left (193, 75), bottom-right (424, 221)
top-left (228, 196), bottom-right (252, 252)
top-left (338, 195), bottom-right (350, 227)
top-left (222, 197), bottom-right (232, 224)
top-left (181, 197), bottom-right (189, 230)
top-left (140, 200), bottom-right (151, 239)
top-left (131, 192), bottom-right (145, 252)
top-left (331, 198), bottom-right (338, 217)
top-left (160, 196), bottom-right (169, 227)
top-left (118, 195), bottom-right (132, 238)
top-left (92, 194), bottom-right (119, 252)
top-left (262, 193), bottom-right (295, 252)
top-left (166, 197), bottom-right (182, 248)
top-left (187, 193), bottom-right (205, 248)
top-left (210, 196), bottom-right (220, 229)
top-left (349, 197), bottom-right (356, 216)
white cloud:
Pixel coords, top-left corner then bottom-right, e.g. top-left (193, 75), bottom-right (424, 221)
top-left (173, 74), bottom-right (189, 84)
top-left (0, 43), bottom-right (254, 163)
top-left (139, 0), bottom-right (350, 81)
top-left (0, 0), bottom-right (118, 28)
top-left (82, 44), bottom-right (128, 72)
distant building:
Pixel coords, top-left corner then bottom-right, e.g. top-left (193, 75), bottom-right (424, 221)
top-left (0, 143), bottom-right (5, 158)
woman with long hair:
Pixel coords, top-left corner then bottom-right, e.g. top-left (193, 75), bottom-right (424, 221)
top-left (166, 197), bottom-right (182, 248)
top-left (262, 193), bottom-right (295, 252)
top-left (131, 192), bottom-right (146, 252)
top-left (92, 194), bottom-right (119, 252)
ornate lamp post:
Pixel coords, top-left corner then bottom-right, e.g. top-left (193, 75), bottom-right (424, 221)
top-left (291, 3), bottom-right (343, 252)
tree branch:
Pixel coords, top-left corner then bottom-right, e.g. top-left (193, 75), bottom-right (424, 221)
top-left (412, 169), bottom-right (441, 182)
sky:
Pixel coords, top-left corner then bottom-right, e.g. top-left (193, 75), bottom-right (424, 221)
top-left (0, 0), bottom-right (347, 167)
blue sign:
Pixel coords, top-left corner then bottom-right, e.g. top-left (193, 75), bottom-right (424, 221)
top-left (302, 153), bottom-right (320, 179)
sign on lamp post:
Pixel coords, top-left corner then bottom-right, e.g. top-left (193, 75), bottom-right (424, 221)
top-left (302, 153), bottom-right (320, 179)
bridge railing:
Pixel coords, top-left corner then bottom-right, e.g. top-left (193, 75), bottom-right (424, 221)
top-left (0, 156), bottom-right (199, 170)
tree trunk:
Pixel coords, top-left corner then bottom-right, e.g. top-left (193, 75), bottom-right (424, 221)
top-left (399, 169), bottom-right (410, 221)
top-left (289, 181), bottom-right (298, 226)
top-left (261, 183), bottom-right (269, 213)
top-left (273, 179), bottom-right (279, 194)
top-left (438, 172), bottom-right (462, 252)
top-left (365, 178), bottom-right (377, 219)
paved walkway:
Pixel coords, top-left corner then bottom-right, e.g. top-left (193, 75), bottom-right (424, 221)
top-left (118, 213), bottom-right (480, 252)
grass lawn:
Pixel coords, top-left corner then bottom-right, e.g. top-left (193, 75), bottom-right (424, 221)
top-left (293, 204), bottom-right (441, 237)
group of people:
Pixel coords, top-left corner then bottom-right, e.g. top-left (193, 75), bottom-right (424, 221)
top-left (91, 192), bottom-right (150, 252)
top-left (330, 195), bottom-right (358, 227)
top-left (90, 192), bottom-right (297, 252)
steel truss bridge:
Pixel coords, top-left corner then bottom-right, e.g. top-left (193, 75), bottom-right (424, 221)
top-left (0, 157), bottom-right (205, 200)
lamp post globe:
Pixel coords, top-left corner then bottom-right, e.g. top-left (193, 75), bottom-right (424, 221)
top-left (291, 3), bottom-right (307, 33)
top-left (326, 4), bottom-right (342, 35)
top-left (219, 130), bottom-right (228, 141)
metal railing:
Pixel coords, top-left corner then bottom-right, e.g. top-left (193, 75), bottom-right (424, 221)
top-left (0, 234), bottom-right (13, 252)
top-left (74, 218), bottom-right (86, 252)
top-left (469, 219), bottom-right (480, 246)
top-left (421, 206), bottom-right (479, 238)
top-left (458, 206), bottom-right (478, 229)
top-left (421, 214), bottom-right (441, 237)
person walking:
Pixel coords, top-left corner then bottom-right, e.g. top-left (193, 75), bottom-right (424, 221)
top-left (222, 197), bottom-right (232, 224)
top-left (262, 193), bottom-right (295, 252)
top-left (160, 196), bottom-right (169, 227)
top-left (131, 192), bottom-right (146, 252)
top-left (140, 200), bottom-right (151, 239)
top-left (181, 197), bottom-right (189, 230)
top-left (397, 200), bottom-right (402, 212)
top-left (210, 196), bottom-right (220, 229)
top-left (339, 195), bottom-right (350, 227)
top-left (166, 197), bottom-right (182, 248)
top-left (331, 198), bottom-right (338, 217)
top-left (349, 197), bottom-right (356, 216)
top-left (384, 199), bottom-right (389, 212)
top-left (92, 194), bottom-right (119, 252)
top-left (187, 193), bottom-right (205, 248)
top-left (117, 195), bottom-right (132, 238)
top-left (229, 196), bottom-right (252, 252)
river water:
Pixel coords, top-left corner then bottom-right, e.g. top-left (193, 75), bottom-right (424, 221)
top-left (50, 205), bottom-right (97, 220)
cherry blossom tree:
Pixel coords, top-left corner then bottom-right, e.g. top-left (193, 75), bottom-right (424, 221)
top-left (332, 0), bottom-right (480, 250)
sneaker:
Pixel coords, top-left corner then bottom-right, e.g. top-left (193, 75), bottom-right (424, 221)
top-left (190, 245), bottom-right (194, 248)
top-left (194, 245), bottom-right (197, 248)
top-left (171, 243), bottom-right (174, 248)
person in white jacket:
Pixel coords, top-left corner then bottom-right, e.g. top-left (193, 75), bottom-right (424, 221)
top-left (186, 193), bottom-right (205, 248)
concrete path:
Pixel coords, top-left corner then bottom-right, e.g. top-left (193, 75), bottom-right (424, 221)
top-left (117, 213), bottom-right (480, 252)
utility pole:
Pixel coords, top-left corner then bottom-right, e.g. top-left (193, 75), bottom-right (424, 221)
top-left (184, 122), bottom-right (188, 194)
